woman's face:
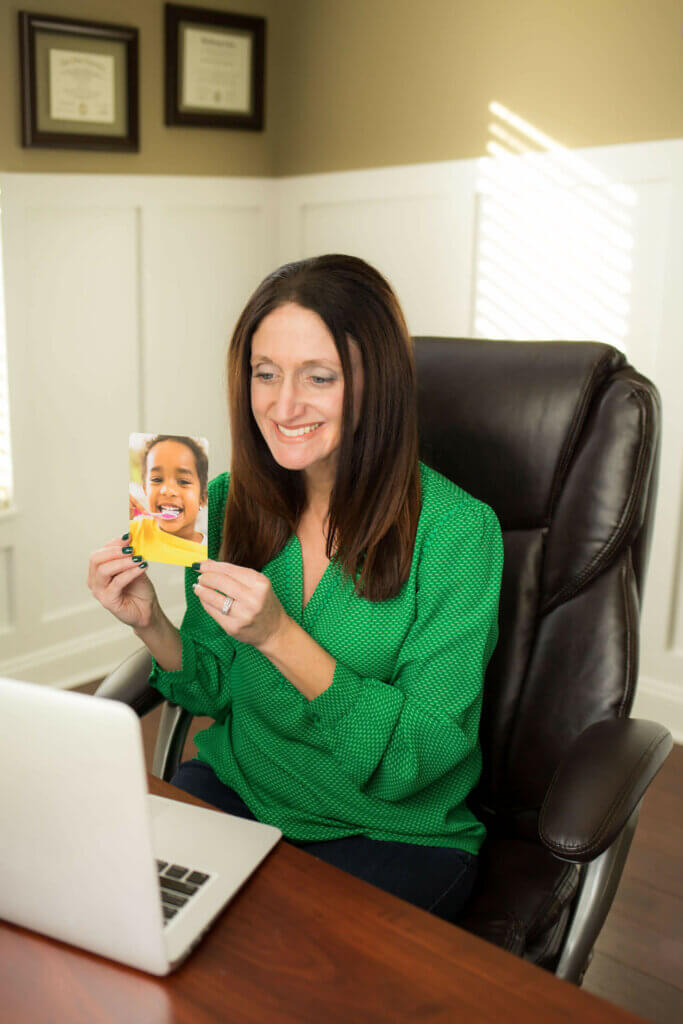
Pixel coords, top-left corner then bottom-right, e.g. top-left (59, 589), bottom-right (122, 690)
top-left (143, 440), bottom-right (204, 540)
top-left (250, 302), bottom-right (364, 495)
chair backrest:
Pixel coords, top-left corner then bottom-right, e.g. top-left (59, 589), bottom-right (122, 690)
top-left (413, 338), bottom-right (661, 842)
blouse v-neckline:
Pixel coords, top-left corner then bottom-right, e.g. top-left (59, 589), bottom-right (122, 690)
top-left (288, 533), bottom-right (337, 627)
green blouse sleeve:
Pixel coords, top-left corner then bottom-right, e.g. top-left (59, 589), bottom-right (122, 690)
top-left (308, 500), bottom-right (504, 803)
top-left (147, 576), bottom-right (237, 718)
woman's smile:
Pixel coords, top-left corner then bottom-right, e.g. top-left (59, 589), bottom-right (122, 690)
top-left (274, 421), bottom-right (324, 441)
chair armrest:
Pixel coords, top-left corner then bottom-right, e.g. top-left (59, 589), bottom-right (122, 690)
top-left (538, 718), bottom-right (672, 863)
top-left (95, 646), bottom-right (164, 717)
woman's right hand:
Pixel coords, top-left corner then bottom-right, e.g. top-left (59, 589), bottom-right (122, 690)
top-left (88, 536), bottom-right (158, 630)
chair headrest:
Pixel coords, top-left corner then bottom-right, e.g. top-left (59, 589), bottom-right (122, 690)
top-left (413, 338), bottom-right (626, 529)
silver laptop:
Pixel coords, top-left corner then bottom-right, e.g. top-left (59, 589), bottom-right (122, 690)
top-left (0, 676), bottom-right (281, 975)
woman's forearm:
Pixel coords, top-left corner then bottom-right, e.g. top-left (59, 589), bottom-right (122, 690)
top-left (133, 602), bottom-right (183, 672)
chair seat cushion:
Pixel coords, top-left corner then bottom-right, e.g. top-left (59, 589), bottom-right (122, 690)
top-left (458, 839), bottom-right (580, 961)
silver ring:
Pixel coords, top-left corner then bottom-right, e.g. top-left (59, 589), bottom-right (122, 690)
top-left (220, 595), bottom-right (234, 615)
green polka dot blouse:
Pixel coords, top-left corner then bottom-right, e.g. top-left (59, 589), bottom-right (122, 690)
top-left (149, 461), bottom-right (504, 854)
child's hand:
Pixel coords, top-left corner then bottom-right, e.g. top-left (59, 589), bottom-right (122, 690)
top-left (129, 494), bottom-right (147, 519)
top-left (88, 535), bottom-right (158, 629)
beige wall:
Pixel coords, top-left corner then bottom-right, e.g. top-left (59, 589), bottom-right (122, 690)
top-left (272, 0), bottom-right (683, 176)
top-left (1, 0), bottom-right (682, 177)
top-left (0, 0), bottom-right (285, 175)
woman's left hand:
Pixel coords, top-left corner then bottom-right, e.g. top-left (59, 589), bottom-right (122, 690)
top-left (192, 560), bottom-right (290, 651)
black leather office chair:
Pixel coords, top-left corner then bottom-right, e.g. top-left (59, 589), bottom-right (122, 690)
top-left (97, 338), bottom-right (672, 985)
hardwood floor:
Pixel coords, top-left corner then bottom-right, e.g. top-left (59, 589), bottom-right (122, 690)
top-left (581, 743), bottom-right (683, 1023)
top-left (78, 678), bottom-right (682, 1022)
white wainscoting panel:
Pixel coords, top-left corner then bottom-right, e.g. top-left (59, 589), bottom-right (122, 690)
top-left (0, 173), bottom-right (275, 686)
top-left (275, 160), bottom-right (478, 337)
top-left (1, 145), bottom-right (682, 741)
top-left (25, 205), bottom-right (140, 626)
top-left (301, 195), bottom-right (461, 336)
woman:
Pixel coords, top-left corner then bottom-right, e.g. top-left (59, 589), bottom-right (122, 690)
top-left (88, 254), bottom-right (504, 922)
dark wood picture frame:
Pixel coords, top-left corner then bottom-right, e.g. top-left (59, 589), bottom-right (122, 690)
top-left (165, 4), bottom-right (265, 131)
top-left (18, 11), bottom-right (138, 151)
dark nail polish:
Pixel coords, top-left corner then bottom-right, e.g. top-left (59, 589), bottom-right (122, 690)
top-left (139, 561), bottom-right (148, 569)
top-left (132, 555), bottom-right (142, 562)
top-left (122, 546), bottom-right (133, 554)
top-left (191, 562), bottom-right (201, 571)
top-left (121, 532), bottom-right (130, 541)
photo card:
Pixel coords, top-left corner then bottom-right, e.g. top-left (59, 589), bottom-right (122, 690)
top-left (128, 432), bottom-right (209, 568)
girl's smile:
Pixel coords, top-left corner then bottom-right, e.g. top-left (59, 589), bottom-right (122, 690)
top-left (143, 440), bottom-right (205, 543)
top-left (158, 503), bottom-right (184, 520)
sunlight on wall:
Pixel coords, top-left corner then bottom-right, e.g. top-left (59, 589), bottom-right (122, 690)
top-left (0, 198), bottom-right (13, 510)
top-left (473, 102), bottom-right (637, 351)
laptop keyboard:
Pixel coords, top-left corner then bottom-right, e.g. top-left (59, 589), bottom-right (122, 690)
top-left (157, 860), bottom-right (211, 925)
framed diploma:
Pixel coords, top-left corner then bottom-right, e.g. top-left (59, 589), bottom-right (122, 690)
top-left (165, 4), bottom-right (266, 131)
top-left (18, 11), bottom-right (138, 151)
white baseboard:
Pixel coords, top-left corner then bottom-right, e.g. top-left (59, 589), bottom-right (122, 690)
top-left (631, 677), bottom-right (683, 745)
top-left (0, 604), bottom-right (185, 690)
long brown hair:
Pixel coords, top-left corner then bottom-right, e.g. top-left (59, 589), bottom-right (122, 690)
top-left (219, 254), bottom-right (422, 602)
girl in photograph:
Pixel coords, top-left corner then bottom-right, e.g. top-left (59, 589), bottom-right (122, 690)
top-left (128, 434), bottom-right (208, 568)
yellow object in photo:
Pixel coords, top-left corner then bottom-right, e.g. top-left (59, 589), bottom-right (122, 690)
top-left (128, 515), bottom-right (207, 568)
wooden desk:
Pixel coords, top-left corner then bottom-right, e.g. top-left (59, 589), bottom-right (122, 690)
top-left (0, 775), bottom-right (646, 1023)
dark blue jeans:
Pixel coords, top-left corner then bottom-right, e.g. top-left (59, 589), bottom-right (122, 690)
top-left (170, 759), bottom-right (478, 922)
